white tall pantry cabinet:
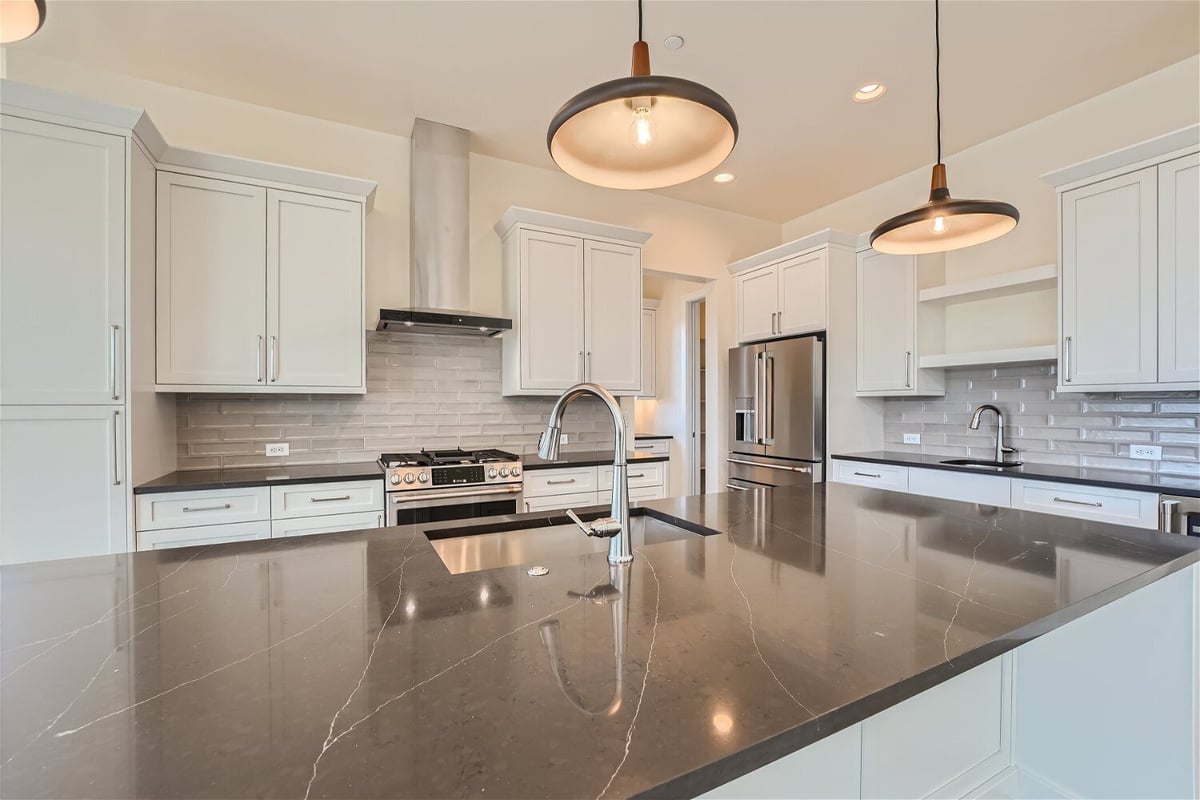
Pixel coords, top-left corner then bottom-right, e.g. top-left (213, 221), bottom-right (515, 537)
top-left (495, 208), bottom-right (649, 396)
top-left (0, 82), bottom-right (174, 564)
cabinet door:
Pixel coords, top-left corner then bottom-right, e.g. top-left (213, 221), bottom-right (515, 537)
top-left (778, 250), bottom-right (827, 335)
top-left (584, 239), bottom-right (642, 392)
top-left (640, 308), bottom-right (656, 396)
top-left (1158, 154), bottom-right (1199, 385)
top-left (270, 511), bottom-right (383, 539)
top-left (736, 265), bottom-right (778, 343)
top-left (157, 172), bottom-right (267, 386)
top-left (0, 115), bottom-right (125, 405)
top-left (857, 250), bottom-right (915, 392)
top-left (519, 229), bottom-right (586, 390)
top-left (1061, 167), bottom-right (1157, 387)
top-left (266, 190), bottom-right (364, 389)
top-left (0, 406), bottom-right (127, 563)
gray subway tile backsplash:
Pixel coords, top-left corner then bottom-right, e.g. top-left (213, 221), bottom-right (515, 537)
top-left (883, 364), bottom-right (1199, 477)
top-left (175, 331), bottom-right (619, 471)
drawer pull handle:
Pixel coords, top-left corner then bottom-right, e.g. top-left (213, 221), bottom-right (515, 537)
top-left (546, 478), bottom-right (577, 485)
top-left (629, 473), bottom-right (646, 479)
top-left (853, 471), bottom-right (882, 479)
top-left (310, 495), bottom-right (352, 503)
top-left (726, 457), bottom-right (812, 473)
top-left (635, 445), bottom-right (653, 450)
top-left (1052, 496), bottom-right (1102, 508)
top-left (183, 503), bottom-right (232, 513)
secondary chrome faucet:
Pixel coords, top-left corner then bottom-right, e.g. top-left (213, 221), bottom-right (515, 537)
top-left (539, 383), bottom-right (633, 564)
top-left (970, 404), bottom-right (1017, 463)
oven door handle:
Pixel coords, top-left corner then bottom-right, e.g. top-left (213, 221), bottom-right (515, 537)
top-left (388, 485), bottom-right (523, 505)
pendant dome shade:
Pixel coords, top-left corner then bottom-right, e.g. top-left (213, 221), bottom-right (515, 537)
top-left (548, 73), bottom-right (738, 190)
top-left (870, 164), bottom-right (1019, 255)
top-left (0, 0), bottom-right (46, 44)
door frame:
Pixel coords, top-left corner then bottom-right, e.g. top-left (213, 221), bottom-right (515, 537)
top-left (683, 290), bottom-right (707, 495)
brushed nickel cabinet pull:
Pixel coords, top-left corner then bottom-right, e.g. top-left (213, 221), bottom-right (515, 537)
top-left (310, 495), bottom-right (352, 503)
top-left (183, 503), bottom-right (232, 513)
top-left (853, 471), bottom-right (882, 479)
top-left (905, 351), bottom-right (912, 388)
top-left (257, 335), bottom-right (264, 383)
top-left (1052, 496), bottom-right (1102, 507)
top-left (269, 335), bottom-right (278, 382)
top-left (110, 325), bottom-right (121, 400)
top-left (1063, 336), bottom-right (1072, 382)
top-left (546, 478), bottom-right (577, 485)
top-left (112, 410), bottom-right (122, 485)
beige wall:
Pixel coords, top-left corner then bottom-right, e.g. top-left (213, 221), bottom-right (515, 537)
top-left (781, 55), bottom-right (1200, 283)
top-left (4, 51), bottom-right (780, 327)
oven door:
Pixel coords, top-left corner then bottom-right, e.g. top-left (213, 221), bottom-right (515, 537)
top-left (388, 484), bottom-right (522, 526)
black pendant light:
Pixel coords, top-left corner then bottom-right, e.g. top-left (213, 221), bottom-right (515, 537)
top-left (0, 0), bottom-right (46, 44)
top-left (547, 0), bottom-right (738, 190)
top-left (870, 0), bottom-right (1018, 255)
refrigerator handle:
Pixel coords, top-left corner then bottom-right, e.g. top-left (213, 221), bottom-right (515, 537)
top-left (764, 352), bottom-right (775, 443)
top-left (753, 351), bottom-right (762, 444)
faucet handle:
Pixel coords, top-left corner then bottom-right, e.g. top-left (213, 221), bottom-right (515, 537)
top-left (564, 508), bottom-right (620, 539)
top-left (564, 508), bottom-right (592, 536)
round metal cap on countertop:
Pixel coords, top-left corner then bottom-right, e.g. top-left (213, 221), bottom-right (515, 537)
top-left (527, 566), bottom-right (550, 577)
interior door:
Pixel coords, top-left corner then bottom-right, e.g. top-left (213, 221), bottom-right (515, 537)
top-left (778, 250), bottom-right (827, 336)
top-left (520, 229), bottom-right (585, 390)
top-left (1157, 153), bottom-right (1199, 385)
top-left (0, 406), bottom-right (127, 564)
top-left (1061, 166), bottom-right (1157, 387)
top-left (0, 115), bottom-right (126, 405)
top-left (156, 172), bottom-right (267, 386)
top-left (583, 239), bottom-right (642, 392)
top-left (736, 265), bottom-right (778, 343)
top-left (266, 189), bottom-right (363, 388)
top-left (857, 250), bottom-right (915, 392)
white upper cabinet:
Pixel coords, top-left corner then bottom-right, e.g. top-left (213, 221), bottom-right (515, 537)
top-left (266, 189), bottom-right (364, 388)
top-left (156, 173), bottom-right (370, 393)
top-left (583, 239), bottom-right (642, 392)
top-left (778, 249), bottom-right (828, 336)
top-left (0, 115), bottom-right (126, 405)
top-left (157, 172), bottom-right (268, 387)
top-left (1046, 126), bottom-right (1199, 392)
top-left (496, 208), bottom-right (649, 396)
top-left (736, 265), bottom-right (778, 343)
top-left (732, 246), bottom-right (828, 344)
top-left (1060, 167), bottom-right (1158, 387)
top-left (1158, 153), bottom-right (1200, 385)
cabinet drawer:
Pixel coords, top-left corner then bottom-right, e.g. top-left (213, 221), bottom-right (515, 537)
top-left (633, 439), bottom-right (670, 456)
top-left (908, 467), bottom-right (1011, 507)
top-left (135, 487), bottom-right (271, 531)
top-left (522, 491), bottom-right (599, 513)
top-left (137, 520), bottom-right (271, 550)
top-left (1010, 479), bottom-right (1158, 529)
top-left (523, 467), bottom-right (598, 498)
top-left (271, 510), bottom-right (383, 539)
top-left (599, 461), bottom-right (664, 489)
top-left (599, 485), bottom-right (665, 505)
top-left (270, 479), bottom-right (384, 519)
top-left (831, 460), bottom-right (909, 492)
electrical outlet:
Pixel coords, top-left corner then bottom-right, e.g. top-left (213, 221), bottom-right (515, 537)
top-left (559, 433), bottom-right (569, 445)
top-left (903, 433), bottom-right (922, 445)
top-left (1129, 445), bottom-right (1161, 461)
top-left (266, 443), bottom-right (290, 457)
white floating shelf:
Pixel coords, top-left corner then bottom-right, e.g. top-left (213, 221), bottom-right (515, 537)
top-left (919, 264), bottom-right (1057, 305)
top-left (919, 344), bottom-right (1058, 369)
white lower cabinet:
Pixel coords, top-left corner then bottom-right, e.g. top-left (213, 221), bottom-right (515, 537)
top-left (908, 468), bottom-right (1012, 507)
top-left (830, 459), bottom-right (909, 492)
top-left (138, 520), bottom-right (272, 550)
top-left (270, 510), bottom-right (382, 539)
top-left (522, 491), bottom-right (598, 514)
top-left (523, 461), bottom-right (668, 513)
top-left (1009, 479), bottom-right (1158, 529)
top-left (269, 480), bottom-right (385, 520)
top-left (633, 438), bottom-right (670, 456)
top-left (135, 486), bottom-right (271, 531)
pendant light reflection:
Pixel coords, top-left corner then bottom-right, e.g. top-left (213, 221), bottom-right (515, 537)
top-left (869, 0), bottom-right (1018, 255)
top-left (0, 0), bottom-right (46, 44)
top-left (547, 0), bottom-right (738, 190)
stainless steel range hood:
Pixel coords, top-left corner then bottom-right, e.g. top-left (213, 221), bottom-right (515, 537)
top-left (377, 118), bottom-right (512, 337)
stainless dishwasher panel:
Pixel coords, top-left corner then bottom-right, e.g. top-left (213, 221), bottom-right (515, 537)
top-left (1158, 494), bottom-right (1200, 535)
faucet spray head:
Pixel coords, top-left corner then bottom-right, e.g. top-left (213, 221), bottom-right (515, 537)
top-left (539, 425), bottom-right (562, 460)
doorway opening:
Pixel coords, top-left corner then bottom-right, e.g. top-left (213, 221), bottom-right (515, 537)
top-left (685, 296), bottom-right (706, 494)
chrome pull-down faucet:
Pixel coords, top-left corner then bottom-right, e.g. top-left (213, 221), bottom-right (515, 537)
top-left (969, 404), bottom-right (1018, 463)
top-left (539, 383), bottom-right (633, 564)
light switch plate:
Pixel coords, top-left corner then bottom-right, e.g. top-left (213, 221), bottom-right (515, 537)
top-left (1129, 445), bottom-right (1161, 461)
top-left (903, 433), bottom-right (922, 445)
top-left (266, 443), bottom-right (290, 457)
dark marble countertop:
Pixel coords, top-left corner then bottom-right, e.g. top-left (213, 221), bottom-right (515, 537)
top-left (833, 450), bottom-right (1200, 498)
top-left (522, 450), bottom-right (670, 470)
top-left (633, 433), bottom-right (673, 440)
top-left (134, 462), bottom-right (385, 494)
top-left (3, 486), bottom-right (1197, 799)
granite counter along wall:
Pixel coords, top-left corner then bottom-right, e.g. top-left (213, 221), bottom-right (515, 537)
top-left (883, 364), bottom-right (1200, 477)
top-left (174, 331), bottom-right (619, 471)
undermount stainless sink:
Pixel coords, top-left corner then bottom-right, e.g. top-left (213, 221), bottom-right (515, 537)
top-left (939, 458), bottom-right (1024, 470)
top-left (425, 511), bottom-right (707, 575)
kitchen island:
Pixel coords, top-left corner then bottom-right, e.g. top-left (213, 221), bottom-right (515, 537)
top-left (1, 485), bottom-right (1197, 799)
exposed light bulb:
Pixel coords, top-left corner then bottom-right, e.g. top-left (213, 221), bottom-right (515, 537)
top-left (629, 102), bottom-right (654, 147)
top-left (931, 216), bottom-right (949, 234)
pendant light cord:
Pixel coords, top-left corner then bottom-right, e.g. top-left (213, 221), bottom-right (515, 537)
top-left (935, 0), bottom-right (942, 164)
top-left (637, 0), bottom-right (644, 42)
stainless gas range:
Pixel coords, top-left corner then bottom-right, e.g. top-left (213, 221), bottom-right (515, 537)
top-left (379, 449), bottom-right (523, 526)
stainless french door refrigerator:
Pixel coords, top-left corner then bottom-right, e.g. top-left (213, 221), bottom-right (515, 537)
top-left (727, 333), bottom-right (824, 490)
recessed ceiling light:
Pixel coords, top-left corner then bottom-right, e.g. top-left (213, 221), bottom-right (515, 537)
top-left (853, 82), bottom-right (887, 103)
top-left (664, 35), bottom-right (685, 49)
top-left (713, 172), bottom-right (735, 184)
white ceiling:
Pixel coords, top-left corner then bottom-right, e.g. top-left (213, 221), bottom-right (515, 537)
top-left (15, 0), bottom-right (1199, 222)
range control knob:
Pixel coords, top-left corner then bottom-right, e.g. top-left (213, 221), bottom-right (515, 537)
top-left (417, 472), bottom-right (429, 484)
top-left (511, 466), bottom-right (522, 477)
top-left (488, 468), bottom-right (499, 479)
top-left (389, 474), bottom-right (400, 485)
top-left (499, 467), bottom-right (510, 478)
top-left (403, 473), bottom-right (416, 484)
